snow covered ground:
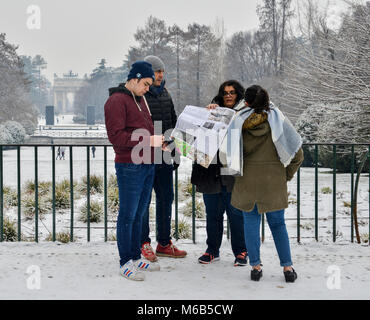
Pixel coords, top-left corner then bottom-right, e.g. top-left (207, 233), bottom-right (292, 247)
top-left (34, 115), bottom-right (107, 138)
top-left (1, 240), bottom-right (369, 300)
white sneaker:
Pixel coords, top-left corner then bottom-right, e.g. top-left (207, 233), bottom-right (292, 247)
top-left (134, 259), bottom-right (160, 272)
top-left (119, 260), bottom-right (145, 281)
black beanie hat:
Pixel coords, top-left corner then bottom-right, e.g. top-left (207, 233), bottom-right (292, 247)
top-left (127, 61), bottom-right (155, 82)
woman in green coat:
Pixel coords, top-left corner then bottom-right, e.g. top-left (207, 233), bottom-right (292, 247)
top-left (231, 85), bottom-right (304, 282)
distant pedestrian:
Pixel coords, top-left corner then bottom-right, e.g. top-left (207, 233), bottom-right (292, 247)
top-left (56, 146), bottom-right (61, 160)
top-left (60, 147), bottom-right (66, 160)
top-left (92, 146), bottom-right (96, 158)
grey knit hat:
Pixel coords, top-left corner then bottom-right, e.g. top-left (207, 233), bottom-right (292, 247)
top-left (144, 55), bottom-right (165, 72)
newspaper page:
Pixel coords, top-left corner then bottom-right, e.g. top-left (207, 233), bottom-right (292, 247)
top-left (171, 105), bottom-right (236, 168)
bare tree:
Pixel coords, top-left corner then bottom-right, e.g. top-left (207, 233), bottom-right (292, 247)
top-left (279, 0), bottom-right (294, 72)
top-left (257, 0), bottom-right (280, 75)
top-left (282, 1), bottom-right (369, 130)
top-left (168, 24), bottom-right (186, 113)
top-left (184, 23), bottom-right (219, 107)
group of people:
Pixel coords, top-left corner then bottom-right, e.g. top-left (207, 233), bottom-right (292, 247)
top-left (56, 146), bottom-right (66, 160)
top-left (104, 56), bottom-right (303, 283)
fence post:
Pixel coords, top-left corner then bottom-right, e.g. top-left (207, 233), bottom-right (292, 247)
top-left (175, 168), bottom-right (179, 240)
top-left (34, 146), bottom-right (38, 243)
top-left (69, 146), bottom-right (74, 242)
top-left (315, 144), bottom-right (318, 241)
top-left (297, 166), bottom-right (301, 243)
top-left (87, 146), bottom-right (90, 242)
top-left (350, 145), bottom-right (354, 243)
top-left (192, 183), bottom-right (196, 244)
top-left (52, 146), bottom-right (56, 241)
top-left (17, 146), bottom-right (21, 241)
top-left (227, 219), bottom-right (230, 240)
top-left (333, 145), bottom-right (337, 242)
top-left (261, 213), bottom-right (265, 243)
top-left (104, 146), bottom-right (107, 242)
top-left (0, 146), bottom-right (3, 242)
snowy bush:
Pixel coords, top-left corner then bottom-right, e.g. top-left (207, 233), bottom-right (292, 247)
top-left (295, 104), bottom-right (326, 167)
top-left (172, 219), bottom-right (191, 239)
top-left (108, 173), bottom-right (117, 188)
top-left (24, 180), bottom-right (51, 196)
top-left (79, 200), bottom-right (103, 223)
top-left (20, 119), bottom-right (37, 135)
top-left (56, 179), bottom-right (75, 191)
top-left (296, 103), bottom-right (369, 172)
top-left (54, 186), bottom-right (70, 209)
top-left (182, 178), bottom-right (194, 196)
top-left (107, 232), bottom-right (117, 242)
top-left (3, 186), bottom-right (18, 208)
top-left (360, 233), bottom-right (369, 244)
top-left (107, 185), bottom-right (119, 213)
top-left (0, 124), bottom-right (13, 144)
top-left (3, 218), bottom-right (17, 242)
top-left (4, 121), bottom-right (26, 144)
top-left (182, 199), bottom-right (205, 219)
top-left (22, 194), bottom-right (52, 220)
top-left (45, 232), bottom-right (73, 243)
top-left (78, 175), bottom-right (103, 194)
top-left (321, 187), bottom-right (332, 194)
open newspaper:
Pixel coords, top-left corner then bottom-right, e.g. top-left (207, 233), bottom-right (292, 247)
top-left (171, 105), bottom-right (236, 168)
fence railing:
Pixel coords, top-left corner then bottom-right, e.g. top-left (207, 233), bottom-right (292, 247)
top-left (0, 143), bottom-right (369, 244)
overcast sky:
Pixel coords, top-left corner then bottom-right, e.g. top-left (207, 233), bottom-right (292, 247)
top-left (0, 0), bottom-right (261, 82)
top-left (0, 0), bottom-right (348, 83)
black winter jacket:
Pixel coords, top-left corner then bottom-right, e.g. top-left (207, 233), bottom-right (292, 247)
top-left (145, 82), bottom-right (180, 167)
top-left (191, 154), bottom-right (235, 194)
top-left (144, 83), bottom-right (177, 138)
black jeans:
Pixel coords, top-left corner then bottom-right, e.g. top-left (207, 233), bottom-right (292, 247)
top-left (203, 186), bottom-right (246, 257)
top-left (141, 163), bottom-right (174, 246)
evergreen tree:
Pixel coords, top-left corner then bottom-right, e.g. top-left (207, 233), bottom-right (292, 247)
top-left (0, 33), bottom-right (37, 131)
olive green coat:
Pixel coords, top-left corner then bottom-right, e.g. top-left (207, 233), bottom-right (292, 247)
top-left (231, 117), bottom-right (304, 214)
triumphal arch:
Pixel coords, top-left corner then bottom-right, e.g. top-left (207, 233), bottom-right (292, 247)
top-left (53, 71), bottom-right (87, 114)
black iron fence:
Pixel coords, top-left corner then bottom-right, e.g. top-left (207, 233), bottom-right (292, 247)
top-left (0, 143), bottom-right (369, 244)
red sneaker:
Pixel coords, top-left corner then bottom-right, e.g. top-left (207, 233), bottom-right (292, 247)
top-left (141, 242), bottom-right (158, 262)
top-left (156, 240), bottom-right (187, 258)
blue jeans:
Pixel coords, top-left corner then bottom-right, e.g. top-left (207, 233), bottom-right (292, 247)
top-left (141, 163), bottom-right (174, 246)
top-left (243, 205), bottom-right (293, 267)
top-left (115, 163), bottom-right (155, 266)
top-left (203, 186), bottom-right (246, 257)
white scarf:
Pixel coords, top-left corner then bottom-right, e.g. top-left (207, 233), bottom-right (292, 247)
top-left (219, 102), bottom-right (302, 175)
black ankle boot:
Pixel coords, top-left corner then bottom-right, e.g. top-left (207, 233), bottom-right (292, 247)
top-left (284, 268), bottom-right (297, 283)
top-left (251, 269), bottom-right (263, 281)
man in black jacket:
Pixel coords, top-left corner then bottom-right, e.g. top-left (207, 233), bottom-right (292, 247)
top-left (140, 55), bottom-right (187, 262)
